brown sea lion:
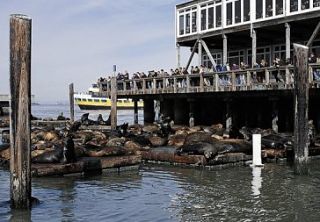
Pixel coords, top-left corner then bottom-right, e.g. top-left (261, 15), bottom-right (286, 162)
top-left (142, 124), bottom-right (159, 133)
top-left (107, 137), bottom-right (125, 147)
top-left (184, 132), bottom-right (214, 145)
top-left (148, 136), bottom-right (167, 147)
top-left (85, 146), bottom-right (128, 157)
top-left (176, 142), bottom-right (218, 159)
top-left (168, 134), bottom-right (186, 148)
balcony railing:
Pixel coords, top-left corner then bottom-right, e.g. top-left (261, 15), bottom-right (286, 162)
top-left (96, 64), bottom-right (320, 97)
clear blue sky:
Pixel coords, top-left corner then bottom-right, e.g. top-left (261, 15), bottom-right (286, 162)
top-left (0, 0), bottom-right (191, 102)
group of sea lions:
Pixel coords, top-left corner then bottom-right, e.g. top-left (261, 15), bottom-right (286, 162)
top-left (1, 112), bottom-right (320, 166)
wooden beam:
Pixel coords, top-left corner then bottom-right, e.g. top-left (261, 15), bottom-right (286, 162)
top-left (10, 14), bottom-right (32, 209)
top-left (307, 21), bottom-right (320, 47)
top-left (200, 40), bottom-right (217, 71)
top-left (223, 34), bottom-right (228, 65)
top-left (198, 40), bottom-right (202, 67)
top-left (251, 29), bottom-right (257, 67)
top-left (110, 77), bottom-right (117, 130)
top-left (185, 40), bottom-right (198, 70)
top-left (134, 99), bottom-right (138, 124)
top-left (69, 83), bottom-right (74, 122)
top-left (293, 43), bottom-right (309, 175)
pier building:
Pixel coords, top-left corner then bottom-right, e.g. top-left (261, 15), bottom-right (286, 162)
top-left (97, 0), bottom-right (320, 133)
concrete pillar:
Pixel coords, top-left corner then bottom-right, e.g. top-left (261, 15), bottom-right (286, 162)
top-left (154, 100), bottom-right (161, 122)
top-left (176, 44), bottom-right (181, 68)
top-left (198, 40), bottom-right (202, 67)
top-left (271, 99), bottom-right (279, 133)
top-left (174, 99), bottom-right (188, 125)
top-left (225, 100), bottom-right (232, 134)
top-left (223, 34), bottom-right (228, 65)
top-left (285, 23), bottom-right (291, 61)
top-left (144, 99), bottom-right (154, 124)
top-left (251, 29), bottom-right (257, 67)
top-left (133, 99), bottom-right (138, 124)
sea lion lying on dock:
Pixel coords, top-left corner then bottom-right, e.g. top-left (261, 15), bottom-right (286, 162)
top-left (176, 142), bottom-right (218, 159)
top-left (32, 145), bottom-right (63, 163)
top-left (261, 134), bottom-right (292, 150)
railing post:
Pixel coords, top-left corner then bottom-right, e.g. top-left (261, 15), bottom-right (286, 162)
top-left (174, 77), bottom-right (177, 93)
top-left (200, 73), bottom-right (204, 92)
top-left (246, 71), bottom-right (251, 89)
top-left (186, 75), bottom-right (190, 93)
top-left (142, 79), bottom-right (146, 94)
top-left (10, 14), bottom-right (32, 209)
top-left (215, 73), bottom-right (219, 92)
top-left (153, 79), bottom-right (157, 94)
top-left (123, 80), bottom-right (127, 93)
top-left (231, 72), bottom-right (236, 91)
top-left (162, 77), bottom-right (166, 93)
top-left (265, 69), bottom-right (270, 85)
top-left (133, 80), bottom-right (137, 93)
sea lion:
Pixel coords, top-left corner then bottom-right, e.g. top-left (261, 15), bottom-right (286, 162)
top-left (176, 142), bottom-right (218, 159)
top-left (143, 124), bottom-right (159, 134)
top-left (216, 139), bottom-right (252, 154)
top-left (61, 136), bottom-right (76, 164)
top-left (261, 134), bottom-right (292, 150)
top-left (168, 134), bottom-right (186, 148)
top-left (85, 146), bottom-right (128, 157)
top-left (184, 132), bottom-right (214, 145)
top-left (32, 145), bottom-right (63, 163)
top-left (107, 137), bottom-right (126, 147)
top-left (148, 136), bottom-right (167, 147)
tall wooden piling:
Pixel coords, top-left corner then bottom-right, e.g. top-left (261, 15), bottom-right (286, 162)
top-left (293, 43), bottom-right (309, 175)
top-left (110, 77), bottom-right (117, 130)
top-left (9, 14), bottom-right (32, 209)
top-left (134, 99), bottom-right (138, 124)
top-left (69, 83), bottom-right (74, 122)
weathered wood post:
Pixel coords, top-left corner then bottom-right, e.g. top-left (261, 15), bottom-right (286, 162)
top-left (110, 76), bottom-right (117, 130)
top-left (134, 99), bottom-right (138, 124)
top-left (69, 83), bottom-right (74, 122)
top-left (293, 43), bottom-right (309, 175)
top-left (10, 14), bottom-right (32, 209)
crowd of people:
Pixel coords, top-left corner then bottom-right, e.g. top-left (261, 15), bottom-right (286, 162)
top-left (97, 53), bottom-right (320, 90)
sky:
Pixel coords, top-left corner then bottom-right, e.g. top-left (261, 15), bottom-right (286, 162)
top-left (0, 0), bottom-right (192, 103)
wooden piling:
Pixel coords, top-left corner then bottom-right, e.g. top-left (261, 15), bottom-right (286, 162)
top-left (9, 14), bottom-right (32, 209)
top-left (134, 99), bottom-right (138, 124)
top-left (110, 77), bottom-right (117, 130)
top-left (69, 83), bottom-right (74, 122)
top-left (293, 43), bottom-right (309, 175)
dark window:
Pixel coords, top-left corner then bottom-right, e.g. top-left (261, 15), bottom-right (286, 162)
top-left (276, 0), bottom-right (284, 15)
top-left (216, 5), bottom-right (222, 27)
top-left (301, 0), bottom-right (310, 10)
top-left (243, 0), bottom-right (250, 21)
top-left (256, 0), bottom-right (263, 19)
top-left (179, 15), bottom-right (184, 35)
top-left (290, 0), bottom-right (298, 12)
top-left (314, 0), bottom-right (320, 8)
top-left (192, 11), bottom-right (197, 32)
top-left (208, 7), bottom-right (214, 29)
top-left (201, 9), bottom-right (207, 30)
top-left (186, 13), bottom-right (190, 34)
top-left (101, 99), bottom-right (107, 103)
top-left (226, 3), bottom-right (232, 25)
top-left (88, 99), bottom-right (93, 102)
top-left (266, 0), bottom-right (273, 17)
top-left (94, 99), bottom-right (99, 102)
top-left (235, 0), bottom-right (241, 23)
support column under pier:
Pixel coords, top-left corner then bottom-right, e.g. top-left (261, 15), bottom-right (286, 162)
top-left (174, 99), bottom-right (188, 125)
top-left (133, 99), bottom-right (138, 124)
top-left (271, 99), bottom-right (279, 133)
top-left (188, 99), bottom-right (196, 127)
top-left (251, 29), bottom-right (257, 67)
top-left (223, 34), bottom-right (228, 66)
top-left (144, 99), bottom-right (155, 124)
top-left (225, 100), bottom-right (232, 135)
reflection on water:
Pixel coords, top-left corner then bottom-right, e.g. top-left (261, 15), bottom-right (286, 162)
top-left (251, 167), bottom-right (262, 197)
top-left (1, 162), bottom-right (320, 221)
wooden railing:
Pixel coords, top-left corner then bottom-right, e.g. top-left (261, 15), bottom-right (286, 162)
top-left (96, 64), bottom-right (320, 97)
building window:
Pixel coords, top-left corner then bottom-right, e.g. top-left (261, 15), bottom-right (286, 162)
top-left (248, 47), bottom-right (271, 66)
top-left (228, 50), bottom-right (244, 66)
top-left (192, 10), bottom-right (197, 32)
top-left (201, 8), bottom-right (207, 31)
top-left (216, 5), bottom-right (222, 27)
top-left (243, 0), bottom-right (250, 21)
top-left (276, 0), bottom-right (284, 15)
top-left (290, 0), bottom-right (298, 12)
top-left (256, 0), bottom-right (263, 19)
top-left (273, 45), bottom-right (286, 62)
top-left (226, 3), bottom-right (233, 25)
top-left (179, 14), bottom-right (184, 35)
top-left (301, 0), bottom-right (310, 10)
top-left (203, 52), bottom-right (222, 68)
top-left (235, 0), bottom-right (241, 23)
top-left (186, 12), bottom-right (190, 34)
top-left (314, 0), bottom-right (320, 7)
top-left (208, 6), bottom-right (214, 29)
top-left (266, 0), bottom-right (273, 17)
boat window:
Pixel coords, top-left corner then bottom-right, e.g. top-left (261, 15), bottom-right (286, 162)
top-left (94, 99), bottom-right (99, 102)
top-left (201, 8), bottom-right (207, 30)
top-left (179, 14), bottom-right (184, 35)
top-left (290, 0), bottom-right (298, 12)
top-left (314, 0), bottom-right (320, 8)
top-left (101, 99), bottom-right (107, 103)
top-left (276, 0), bottom-right (284, 15)
top-left (256, 0), bottom-right (263, 19)
top-left (301, 0), bottom-right (310, 10)
top-left (216, 5), bottom-right (222, 27)
top-left (88, 99), bottom-right (93, 102)
top-left (266, 0), bottom-right (273, 17)
top-left (235, 0), bottom-right (241, 24)
top-left (208, 7), bottom-right (214, 29)
top-left (243, 0), bottom-right (250, 21)
top-left (226, 3), bottom-right (233, 25)
top-left (81, 99), bottom-right (86, 101)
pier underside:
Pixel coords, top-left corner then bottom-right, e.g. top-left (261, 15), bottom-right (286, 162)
top-left (124, 89), bottom-right (320, 132)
